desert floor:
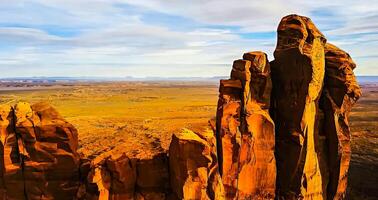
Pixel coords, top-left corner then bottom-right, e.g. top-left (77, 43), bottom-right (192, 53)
top-left (0, 81), bottom-right (376, 199)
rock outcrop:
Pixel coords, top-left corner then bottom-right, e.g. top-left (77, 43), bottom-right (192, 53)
top-left (215, 78), bottom-right (242, 198)
top-left (237, 52), bottom-right (276, 199)
top-left (79, 150), bottom-right (170, 200)
top-left (0, 14), bottom-right (361, 200)
top-left (211, 14), bottom-right (359, 200)
top-left (215, 51), bottom-right (276, 199)
top-left (0, 102), bottom-right (80, 199)
top-left (270, 14), bottom-right (326, 199)
top-left (319, 43), bottom-right (361, 200)
top-left (169, 128), bottom-right (224, 200)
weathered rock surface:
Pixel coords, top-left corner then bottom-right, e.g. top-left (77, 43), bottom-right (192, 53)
top-left (215, 79), bottom-right (242, 199)
top-left (0, 102), bottom-right (80, 199)
top-left (237, 52), bottom-right (276, 199)
top-left (169, 128), bottom-right (224, 200)
top-left (80, 150), bottom-right (170, 200)
top-left (87, 153), bottom-right (138, 199)
top-left (319, 43), bottom-right (361, 200)
top-left (214, 51), bottom-right (276, 199)
top-left (270, 14), bottom-right (326, 199)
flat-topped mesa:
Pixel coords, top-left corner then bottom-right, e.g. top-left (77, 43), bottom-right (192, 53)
top-left (319, 43), bottom-right (361, 200)
top-left (270, 14), bottom-right (326, 199)
top-left (0, 102), bottom-right (80, 199)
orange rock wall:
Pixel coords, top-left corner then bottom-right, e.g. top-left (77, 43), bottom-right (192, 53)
top-left (169, 129), bottom-right (224, 200)
top-left (0, 102), bottom-right (80, 199)
top-left (237, 52), bottom-right (275, 199)
top-left (216, 52), bottom-right (276, 199)
top-left (319, 43), bottom-right (361, 200)
top-left (215, 79), bottom-right (242, 199)
top-left (79, 152), bottom-right (170, 200)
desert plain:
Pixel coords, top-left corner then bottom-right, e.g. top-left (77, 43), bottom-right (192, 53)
top-left (0, 80), bottom-right (377, 199)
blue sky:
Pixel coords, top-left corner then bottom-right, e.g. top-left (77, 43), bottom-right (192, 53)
top-left (0, 0), bottom-right (377, 77)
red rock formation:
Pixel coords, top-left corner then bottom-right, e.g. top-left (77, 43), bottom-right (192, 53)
top-left (0, 102), bottom-right (80, 199)
top-left (215, 79), bottom-right (242, 199)
top-left (319, 43), bottom-right (361, 200)
top-left (215, 51), bottom-right (276, 199)
top-left (270, 14), bottom-right (326, 199)
top-left (169, 128), bottom-right (224, 200)
top-left (84, 151), bottom-right (170, 200)
top-left (237, 52), bottom-right (276, 199)
top-left (88, 153), bottom-right (138, 199)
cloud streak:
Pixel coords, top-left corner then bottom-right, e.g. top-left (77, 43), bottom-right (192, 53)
top-left (0, 0), bottom-right (377, 77)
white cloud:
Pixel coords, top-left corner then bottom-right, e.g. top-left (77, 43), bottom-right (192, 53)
top-left (0, 0), bottom-right (377, 77)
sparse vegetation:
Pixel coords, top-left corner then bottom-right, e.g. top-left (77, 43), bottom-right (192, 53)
top-left (0, 81), bottom-right (376, 198)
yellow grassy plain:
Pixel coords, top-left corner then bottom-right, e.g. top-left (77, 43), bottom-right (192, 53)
top-left (0, 82), bottom-right (219, 159)
top-left (0, 81), bottom-right (377, 198)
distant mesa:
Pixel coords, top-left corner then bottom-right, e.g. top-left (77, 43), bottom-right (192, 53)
top-left (0, 14), bottom-right (360, 199)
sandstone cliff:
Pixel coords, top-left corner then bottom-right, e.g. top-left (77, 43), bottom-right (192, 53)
top-left (210, 14), bottom-right (359, 200)
top-left (319, 43), bottom-right (361, 200)
top-left (270, 14), bottom-right (326, 199)
top-left (216, 51), bottom-right (276, 199)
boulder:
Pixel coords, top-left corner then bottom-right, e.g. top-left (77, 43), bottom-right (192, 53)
top-left (270, 14), bottom-right (326, 199)
top-left (135, 153), bottom-right (170, 199)
top-left (319, 43), bottom-right (361, 199)
top-left (88, 152), bottom-right (138, 200)
top-left (169, 128), bottom-right (224, 200)
top-left (85, 150), bottom-right (170, 200)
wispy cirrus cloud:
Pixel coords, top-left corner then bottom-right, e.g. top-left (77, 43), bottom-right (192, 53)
top-left (0, 0), bottom-right (377, 77)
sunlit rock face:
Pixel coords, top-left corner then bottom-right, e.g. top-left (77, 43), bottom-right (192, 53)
top-left (319, 43), bottom-right (361, 200)
top-left (169, 128), bottom-right (224, 200)
top-left (232, 52), bottom-right (276, 199)
top-left (0, 102), bottom-right (80, 200)
top-left (215, 78), bottom-right (242, 199)
top-left (211, 14), bottom-right (359, 200)
top-left (214, 51), bottom-right (276, 200)
top-left (79, 151), bottom-right (170, 200)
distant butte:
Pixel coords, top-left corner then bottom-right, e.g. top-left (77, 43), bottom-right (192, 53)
top-left (0, 14), bottom-right (360, 200)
